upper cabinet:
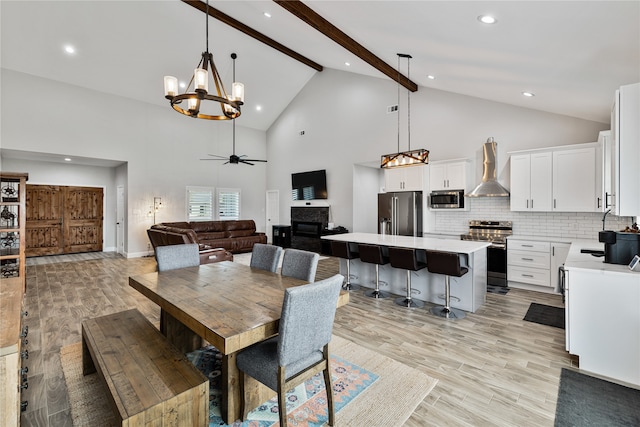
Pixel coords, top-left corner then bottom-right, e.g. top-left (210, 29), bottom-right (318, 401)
top-left (384, 165), bottom-right (426, 192)
top-left (611, 83), bottom-right (640, 217)
top-left (552, 146), bottom-right (601, 212)
top-left (600, 130), bottom-right (615, 212)
top-left (429, 159), bottom-right (470, 192)
top-left (510, 143), bottom-right (601, 213)
top-left (510, 152), bottom-right (552, 211)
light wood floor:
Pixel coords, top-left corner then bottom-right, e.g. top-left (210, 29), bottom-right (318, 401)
top-left (19, 254), bottom-right (572, 426)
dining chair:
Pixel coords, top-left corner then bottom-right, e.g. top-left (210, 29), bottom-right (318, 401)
top-left (155, 243), bottom-right (200, 272)
top-left (236, 273), bottom-right (344, 426)
top-left (281, 248), bottom-right (320, 282)
top-left (250, 243), bottom-right (283, 273)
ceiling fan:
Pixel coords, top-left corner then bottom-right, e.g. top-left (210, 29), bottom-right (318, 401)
top-left (201, 120), bottom-right (267, 165)
top-left (200, 52), bottom-right (266, 166)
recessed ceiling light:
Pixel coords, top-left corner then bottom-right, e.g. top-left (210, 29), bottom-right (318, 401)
top-left (478, 15), bottom-right (497, 24)
top-left (263, 12), bottom-right (271, 18)
top-left (64, 158), bottom-right (72, 162)
top-left (345, 62), bottom-right (351, 67)
top-left (522, 91), bottom-right (535, 97)
top-left (64, 45), bottom-right (76, 54)
top-left (256, 105), bottom-right (262, 111)
top-left (427, 75), bottom-right (436, 80)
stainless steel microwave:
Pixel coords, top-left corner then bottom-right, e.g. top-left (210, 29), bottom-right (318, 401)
top-left (429, 190), bottom-right (465, 209)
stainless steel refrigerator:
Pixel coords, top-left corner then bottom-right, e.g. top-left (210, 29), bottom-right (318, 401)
top-left (378, 191), bottom-right (423, 236)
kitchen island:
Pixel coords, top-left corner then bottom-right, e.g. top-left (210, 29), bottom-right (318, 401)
top-left (564, 240), bottom-right (640, 386)
top-left (322, 232), bottom-right (490, 312)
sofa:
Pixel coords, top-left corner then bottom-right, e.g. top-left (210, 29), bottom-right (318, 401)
top-left (149, 219), bottom-right (266, 254)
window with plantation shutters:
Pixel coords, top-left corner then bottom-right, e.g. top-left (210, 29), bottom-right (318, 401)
top-left (187, 186), bottom-right (214, 221)
top-left (217, 188), bottom-right (240, 220)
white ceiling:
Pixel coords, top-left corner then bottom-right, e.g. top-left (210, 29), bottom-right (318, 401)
top-left (2, 0), bottom-right (639, 136)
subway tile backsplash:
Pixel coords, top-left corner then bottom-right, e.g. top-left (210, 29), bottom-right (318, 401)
top-left (434, 197), bottom-right (635, 240)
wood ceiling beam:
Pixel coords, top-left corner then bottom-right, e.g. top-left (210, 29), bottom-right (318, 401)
top-left (274, 0), bottom-right (418, 92)
top-left (181, 0), bottom-right (323, 72)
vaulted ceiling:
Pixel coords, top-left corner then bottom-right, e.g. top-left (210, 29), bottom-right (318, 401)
top-left (2, 1), bottom-right (639, 132)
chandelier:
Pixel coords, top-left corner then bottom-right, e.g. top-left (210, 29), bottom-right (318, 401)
top-left (163, 0), bottom-right (244, 120)
top-left (381, 53), bottom-right (428, 168)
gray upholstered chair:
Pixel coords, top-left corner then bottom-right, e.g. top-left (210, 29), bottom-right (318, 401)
top-left (250, 243), bottom-right (283, 273)
top-left (155, 243), bottom-right (200, 272)
top-left (236, 273), bottom-right (344, 426)
top-left (281, 248), bottom-right (319, 282)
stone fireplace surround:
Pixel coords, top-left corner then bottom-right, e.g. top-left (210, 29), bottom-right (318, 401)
top-left (290, 206), bottom-right (329, 253)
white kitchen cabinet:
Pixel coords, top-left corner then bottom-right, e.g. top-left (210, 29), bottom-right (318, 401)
top-left (507, 239), bottom-right (552, 288)
top-left (550, 242), bottom-right (570, 293)
top-left (429, 159), bottom-right (469, 192)
top-left (509, 152), bottom-right (552, 211)
top-left (612, 83), bottom-right (640, 217)
top-left (600, 130), bottom-right (615, 212)
top-left (384, 165), bottom-right (426, 192)
top-left (552, 146), bottom-right (600, 212)
top-left (565, 267), bottom-right (640, 386)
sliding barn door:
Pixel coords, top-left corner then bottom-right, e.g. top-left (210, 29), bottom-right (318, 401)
top-left (25, 185), bottom-right (64, 256)
top-left (26, 185), bottom-right (103, 256)
top-left (63, 186), bottom-right (103, 253)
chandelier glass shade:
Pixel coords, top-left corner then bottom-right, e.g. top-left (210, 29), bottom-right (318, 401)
top-left (163, 1), bottom-right (243, 120)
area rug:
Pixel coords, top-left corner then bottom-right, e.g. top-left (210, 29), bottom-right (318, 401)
top-left (554, 368), bottom-right (640, 426)
top-left (523, 302), bottom-right (565, 329)
top-left (61, 335), bottom-right (437, 426)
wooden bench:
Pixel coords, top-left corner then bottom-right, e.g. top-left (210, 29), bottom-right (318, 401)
top-left (81, 309), bottom-right (209, 427)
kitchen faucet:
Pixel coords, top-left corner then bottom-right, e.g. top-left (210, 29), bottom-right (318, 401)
top-left (602, 209), bottom-right (611, 231)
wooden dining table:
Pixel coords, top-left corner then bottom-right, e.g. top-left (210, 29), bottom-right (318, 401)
top-left (129, 260), bottom-right (349, 424)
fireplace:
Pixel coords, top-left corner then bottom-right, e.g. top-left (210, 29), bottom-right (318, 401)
top-left (290, 207), bottom-right (329, 253)
top-left (292, 221), bottom-right (323, 238)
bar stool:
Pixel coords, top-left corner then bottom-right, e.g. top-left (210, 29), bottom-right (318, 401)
top-left (388, 247), bottom-right (426, 308)
top-left (330, 240), bottom-right (361, 291)
top-left (426, 250), bottom-right (468, 319)
top-left (358, 243), bottom-right (389, 299)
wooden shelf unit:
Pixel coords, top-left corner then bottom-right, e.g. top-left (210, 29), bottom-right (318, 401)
top-left (0, 172), bottom-right (28, 292)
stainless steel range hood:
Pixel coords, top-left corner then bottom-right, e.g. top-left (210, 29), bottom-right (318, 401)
top-left (466, 138), bottom-right (510, 197)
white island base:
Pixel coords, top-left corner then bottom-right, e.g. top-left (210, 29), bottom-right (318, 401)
top-left (324, 233), bottom-right (489, 313)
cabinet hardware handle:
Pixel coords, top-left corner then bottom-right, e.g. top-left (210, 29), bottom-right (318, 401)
top-left (554, 199), bottom-right (557, 208)
top-left (522, 244), bottom-right (534, 247)
top-left (531, 199), bottom-right (533, 209)
top-left (522, 258), bottom-right (534, 261)
top-left (597, 197), bottom-right (602, 208)
top-left (526, 200), bottom-right (528, 209)
top-left (522, 274), bottom-right (534, 278)
top-left (553, 247), bottom-right (555, 256)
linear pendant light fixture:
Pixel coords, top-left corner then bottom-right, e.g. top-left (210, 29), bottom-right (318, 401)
top-left (381, 53), bottom-right (428, 168)
top-left (163, 0), bottom-right (243, 120)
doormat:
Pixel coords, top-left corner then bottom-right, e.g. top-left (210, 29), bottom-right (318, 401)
top-left (523, 302), bottom-right (565, 329)
top-left (554, 368), bottom-right (640, 426)
top-left (487, 284), bottom-right (509, 295)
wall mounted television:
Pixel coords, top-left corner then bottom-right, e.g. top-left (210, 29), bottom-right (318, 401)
top-left (291, 169), bottom-right (328, 200)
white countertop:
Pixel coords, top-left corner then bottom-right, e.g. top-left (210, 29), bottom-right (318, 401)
top-left (321, 232), bottom-right (490, 254)
top-left (564, 239), bottom-right (640, 276)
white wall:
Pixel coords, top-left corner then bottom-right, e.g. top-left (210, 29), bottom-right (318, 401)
top-left (1, 69), bottom-right (268, 256)
top-left (1, 158), bottom-right (119, 250)
top-left (266, 68), bottom-right (610, 232)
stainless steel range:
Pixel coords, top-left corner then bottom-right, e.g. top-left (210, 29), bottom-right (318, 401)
top-left (460, 220), bottom-right (512, 286)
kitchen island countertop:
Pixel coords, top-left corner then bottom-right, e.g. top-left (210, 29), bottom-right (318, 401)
top-left (321, 232), bottom-right (490, 254)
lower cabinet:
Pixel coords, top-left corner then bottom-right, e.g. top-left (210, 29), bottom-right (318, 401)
top-left (507, 239), bottom-right (570, 293)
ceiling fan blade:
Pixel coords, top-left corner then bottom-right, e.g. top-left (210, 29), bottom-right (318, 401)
top-left (239, 160), bottom-right (255, 165)
top-left (207, 154), bottom-right (228, 159)
top-left (200, 158), bottom-right (226, 161)
top-left (243, 159), bottom-right (268, 163)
